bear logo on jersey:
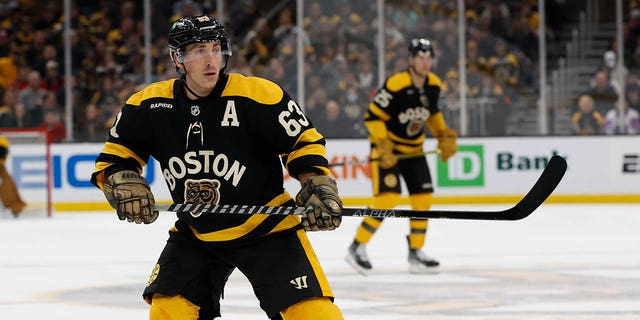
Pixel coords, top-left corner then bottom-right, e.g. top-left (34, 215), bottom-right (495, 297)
top-left (184, 179), bottom-right (221, 217)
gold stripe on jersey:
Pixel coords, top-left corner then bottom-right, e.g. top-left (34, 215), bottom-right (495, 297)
top-left (386, 72), bottom-right (412, 92)
top-left (387, 131), bottom-right (423, 154)
top-left (367, 103), bottom-right (392, 122)
top-left (189, 192), bottom-right (299, 241)
top-left (222, 74), bottom-right (283, 105)
top-left (93, 142), bottom-right (147, 188)
top-left (426, 72), bottom-right (443, 87)
top-left (126, 79), bottom-right (176, 106)
top-left (285, 128), bottom-right (331, 176)
top-left (387, 131), bottom-right (425, 146)
top-left (386, 70), bottom-right (442, 92)
top-left (98, 141), bottom-right (147, 169)
top-left (296, 228), bottom-right (334, 297)
top-left (364, 119), bottom-right (388, 141)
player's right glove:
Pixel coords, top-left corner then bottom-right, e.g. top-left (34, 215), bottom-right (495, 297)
top-left (375, 139), bottom-right (398, 169)
top-left (295, 175), bottom-right (343, 231)
top-left (102, 170), bottom-right (158, 224)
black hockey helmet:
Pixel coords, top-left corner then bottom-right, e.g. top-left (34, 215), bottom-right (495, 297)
top-left (168, 15), bottom-right (232, 66)
top-left (408, 38), bottom-right (435, 57)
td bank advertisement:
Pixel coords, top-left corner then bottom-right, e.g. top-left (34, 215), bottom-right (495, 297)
top-left (5, 137), bottom-right (639, 210)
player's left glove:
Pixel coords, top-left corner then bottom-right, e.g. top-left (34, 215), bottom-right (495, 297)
top-left (436, 128), bottom-right (458, 162)
top-left (295, 175), bottom-right (343, 231)
top-left (102, 170), bottom-right (158, 224)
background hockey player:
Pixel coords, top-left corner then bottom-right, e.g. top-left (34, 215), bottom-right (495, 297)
top-left (346, 38), bottom-right (458, 274)
top-left (0, 134), bottom-right (26, 217)
top-left (91, 15), bottom-right (344, 320)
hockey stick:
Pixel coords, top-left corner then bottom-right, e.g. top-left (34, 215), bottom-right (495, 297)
top-left (155, 155), bottom-right (567, 221)
top-left (329, 149), bottom-right (441, 167)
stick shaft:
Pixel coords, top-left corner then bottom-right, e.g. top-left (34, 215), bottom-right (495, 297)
top-left (155, 154), bottom-right (567, 221)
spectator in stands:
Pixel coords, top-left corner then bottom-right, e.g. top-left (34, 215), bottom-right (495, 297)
top-left (25, 32), bottom-right (54, 74)
top-left (78, 104), bottom-right (106, 142)
top-left (228, 0), bottom-right (259, 37)
top-left (482, 0), bottom-right (511, 40)
top-left (0, 29), bottom-right (10, 57)
top-left (315, 99), bottom-right (356, 138)
top-left (598, 50), bottom-right (628, 95)
top-left (241, 17), bottom-right (272, 73)
top-left (39, 109), bottom-right (66, 142)
top-left (572, 94), bottom-right (604, 135)
top-left (13, 102), bottom-right (27, 128)
top-left (488, 38), bottom-right (520, 89)
top-left (170, 0), bottom-right (203, 22)
top-left (480, 70), bottom-right (511, 136)
top-left (0, 46), bottom-right (19, 90)
top-left (355, 54), bottom-right (376, 95)
top-left (0, 89), bottom-right (18, 127)
top-left (263, 57), bottom-right (296, 97)
top-left (440, 69), bottom-right (463, 131)
top-left (42, 60), bottom-right (65, 104)
top-left (584, 70), bottom-right (619, 116)
top-left (304, 74), bottom-right (327, 119)
top-left (273, 6), bottom-right (314, 73)
top-left (17, 70), bottom-right (46, 127)
top-left (13, 16), bottom-right (35, 54)
top-left (505, 14), bottom-right (538, 62)
top-left (90, 76), bottom-right (121, 115)
top-left (603, 100), bottom-right (640, 135)
top-left (465, 39), bottom-right (488, 86)
top-left (626, 83), bottom-right (640, 111)
top-left (304, 1), bottom-right (329, 45)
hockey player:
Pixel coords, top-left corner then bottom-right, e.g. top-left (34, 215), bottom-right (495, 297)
top-left (346, 38), bottom-right (457, 274)
top-left (91, 15), bottom-right (343, 320)
top-left (0, 134), bottom-right (26, 217)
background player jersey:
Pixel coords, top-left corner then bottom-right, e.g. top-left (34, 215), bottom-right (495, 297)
top-left (365, 70), bottom-right (443, 153)
top-left (91, 73), bottom-right (330, 244)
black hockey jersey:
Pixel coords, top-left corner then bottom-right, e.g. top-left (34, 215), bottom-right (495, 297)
top-left (91, 73), bottom-right (330, 244)
top-left (365, 70), bottom-right (444, 154)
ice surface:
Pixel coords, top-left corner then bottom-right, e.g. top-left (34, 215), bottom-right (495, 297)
top-left (1, 204), bottom-right (639, 319)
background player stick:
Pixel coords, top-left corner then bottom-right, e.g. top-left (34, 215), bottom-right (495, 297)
top-left (329, 149), bottom-right (441, 167)
top-left (155, 155), bottom-right (567, 221)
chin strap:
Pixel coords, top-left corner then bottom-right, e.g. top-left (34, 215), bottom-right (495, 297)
top-left (181, 77), bottom-right (207, 99)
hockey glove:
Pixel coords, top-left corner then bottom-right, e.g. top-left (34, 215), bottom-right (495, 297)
top-left (436, 128), bottom-right (458, 162)
top-left (375, 139), bottom-right (398, 169)
top-left (295, 175), bottom-right (343, 231)
top-left (102, 170), bottom-right (158, 224)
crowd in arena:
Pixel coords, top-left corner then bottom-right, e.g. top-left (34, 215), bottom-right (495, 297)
top-left (0, 0), bottom-right (638, 142)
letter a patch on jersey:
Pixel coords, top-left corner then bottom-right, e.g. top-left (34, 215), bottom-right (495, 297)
top-left (221, 100), bottom-right (240, 127)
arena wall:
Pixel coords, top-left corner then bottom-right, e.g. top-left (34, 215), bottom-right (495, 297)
top-left (6, 137), bottom-right (639, 212)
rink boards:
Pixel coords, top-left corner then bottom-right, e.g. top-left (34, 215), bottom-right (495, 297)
top-left (3, 136), bottom-right (639, 211)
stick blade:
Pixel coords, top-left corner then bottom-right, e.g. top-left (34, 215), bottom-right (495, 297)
top-left (506, 154), bottom-right (567, 220)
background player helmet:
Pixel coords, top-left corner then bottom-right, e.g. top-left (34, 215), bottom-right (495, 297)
top-left (409, 38), bottom-right (435, 57)
top-left (168, 15), bottom-right (232, 70)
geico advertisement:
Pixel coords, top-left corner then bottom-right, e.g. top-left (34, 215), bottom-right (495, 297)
top-left (4, 137), bottom-right (639, 205)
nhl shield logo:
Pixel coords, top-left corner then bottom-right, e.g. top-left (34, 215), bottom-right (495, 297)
top-left (191, 105), bottom-right (201, 116)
